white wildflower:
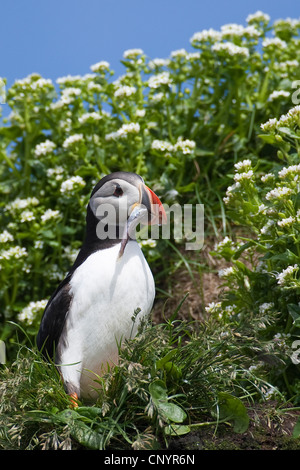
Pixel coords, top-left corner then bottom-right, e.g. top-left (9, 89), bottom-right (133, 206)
top-left (151, 140), bottom-right (174, 153)
top-left (233, 169), bottom-right (254, 182)
top-left (273, 332), bottom-right (291, 353)
top-left (0, 246), bottom-right (27, 261)
top-left (6, 197), bottom-right (39, 213)
top-left (261, 173), bottom-right (275, 183)
top-left (258, 204), bottom-right (268, 214)
top-left (62, 134), bottom-right (84, 148)
top-left (56, 74), bottom-right (82, 85)
top-left (223, 182), bottom-right (241, 204)
top-left (212, 42), bottom-right (249, 58)
top-left (260, 117), bottom-right (278, 132)
top-left (139, 239), bottom-right (157, 249)
top-left (30, 78), bottom-right (53, 90)
top-left (205, 302), bottom-right (222, 315)
top-left (0, 230), bottom-right (14, 243)
top-left (20, 210), bottom-right (35, 223)
top-left (90, 61), bottom-right (110, 72)
top-left (50, 87), bottom-right (81, 108)
top-left (246, 11), bottom-right (270, 24)
top-left (114, 85), bottom-right (137, 99)
top-left (47, 166), bottom-right (64, 180)
top-left (123, 48), bottom-right (144, 59)
top-left (278, 216), bottom-right (295, 228)
top-left (268, 90), bottom-right (290, 101)
top-left (276, 264), bottom-right (298, 286)
top-left (78, 112), bottom-right (102, 124)
top-left (62, 87), bottom-right (81, 98)
top-left (218, 266), bottom-right (235, 278)
top-left (262, 37), bottom-right (287, 49)
top-left (150, 92), bottom-right (164, 103)
top-left (186, 52), bottom-right (201, 60)
top-left (48, 264), bottom-right (64, 281)
top-left (148, 58), bottom-right (169, 69)
top-left (135, 108), bottom-right (146, 117)
top-left (262, 385), bottom-right (280, 400)
top-left (18, 299), bottom-right (48, 325)
top-left (34, 139), bottom-right (56, 157)
top-left (214, 236), bottom-right (234, 251)
top-left (148, 72), bottom-right (172, 89)
top-left (259, 302), bottom-right (274, 314)
top-left (221, 23), bottom-right (260, 38)
top-left (190, 29), bottom-right (221, 44)
top-left (265, 186), bottom-right (293, 201)
top-left (170, 48), bottom-right (187, 58)
top-left (279, 164), bottom-right (300, 180)
top-left (41, 209), bottom-right (61, 222)
top-left (174, 137), bottom-right (196, 154)
top-left (105, 122), bottom-right (140, 141)
top-left (87, 81), bottom-right (102, 93)
top-left (278, 105), bottom-right (300, 127)
top-left (234, 159), bottom-right (252, 172)
top-left (64, 246), bottom-right (79, 263)
top-left (274, 18), bottom-right (299, 29)
top-left (260, 219), bottom-right (275, 235)
top-left (60, 175), bottom-right (86, 194)
top-left (34, 240), bottom-right (44, 249)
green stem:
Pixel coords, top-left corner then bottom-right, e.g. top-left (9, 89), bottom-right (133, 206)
top-left (23, 99), bottom-right (32, 196)
top-left (0, 149), bottom-right (20, 177)
top-left (188, 417), bottom-right (233, 429)
top-left (10, 268), bottom-right (19, 306)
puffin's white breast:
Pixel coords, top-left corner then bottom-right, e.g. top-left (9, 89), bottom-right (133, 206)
top-left (58, 240), bottom-right (155, 398)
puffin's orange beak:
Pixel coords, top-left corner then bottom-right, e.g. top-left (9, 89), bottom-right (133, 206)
top-left (141, 184), bottom-right (167, 225)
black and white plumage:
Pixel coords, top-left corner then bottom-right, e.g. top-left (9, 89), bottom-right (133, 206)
top-left (37, 171), bottom-right (166, 400)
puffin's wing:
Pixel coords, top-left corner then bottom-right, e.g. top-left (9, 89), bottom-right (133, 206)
top-left (36, 274), bottom-right (72, 361)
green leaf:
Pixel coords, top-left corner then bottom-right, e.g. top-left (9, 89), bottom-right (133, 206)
top-left (69, 420), bottom-right (103, 449)
top-left (217, 392), bottom-right (249, 434)
top-left (155, 350), bottom-right (178, 371)
top-left (158, 402), bottom-right (187, 423)
top-left (75, 165), bottom-right (99, 177)
top-left (277, 127), bottom-right (300, 140)
top-left (292, 418), bottom-right (300, 439)
top-left (149, 380), bottom-right (167, 401)
top-left (149, 380), bottom-right (187, 424)
top-left (164, 361), bottom-right (182, 381)
top-left (258, 134), bottom-right (277, 144)
top-left (164, 424), bottom-right (191, 436)
top-left (287, 304), bottom-right (300, 327)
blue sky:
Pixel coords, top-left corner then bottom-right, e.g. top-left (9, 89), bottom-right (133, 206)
top-left (1, 0), bottom-right (299, 88)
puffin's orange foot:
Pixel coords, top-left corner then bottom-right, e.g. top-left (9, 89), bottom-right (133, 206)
top-left (69, 392), bottom-right (79, 408)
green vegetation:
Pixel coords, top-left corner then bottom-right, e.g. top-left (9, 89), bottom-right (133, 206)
top-left (1, 11), bottom-right (300, 449)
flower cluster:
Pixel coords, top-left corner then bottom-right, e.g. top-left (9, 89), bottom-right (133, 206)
top-left (90, 61), bottom-right (110, 72)
top-left (105, 122), bottom-right (140, 140)
top-left (151, 137), bottom-right (196, 155)
top-left (18, 299), bottom-right (48, 325)
top-left (0, 246), bottom-right (28, 261)
top-left (148, 72), bottom-right (173, 89)
top-left (62, 134), bottom-right (84, 149)
top-left (60, 175), bottom-right (86, 194)
top-left (212, 42), bottom-right (250, 58)
top-left (34, 139), bottom-right (56, 157)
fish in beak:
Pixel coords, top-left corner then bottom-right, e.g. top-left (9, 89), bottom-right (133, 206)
top-left (118, 184), bottom-right (167, 258)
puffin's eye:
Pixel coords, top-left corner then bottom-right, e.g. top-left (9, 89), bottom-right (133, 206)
top-left (113, 185), bottom-right (123, 197)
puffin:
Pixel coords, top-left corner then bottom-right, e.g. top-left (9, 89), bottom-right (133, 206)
top-left (37, 171), bottom-right (167, 401)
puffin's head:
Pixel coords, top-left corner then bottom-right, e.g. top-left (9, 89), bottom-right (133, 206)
top-left (89, 172), bottom-right (167, 239)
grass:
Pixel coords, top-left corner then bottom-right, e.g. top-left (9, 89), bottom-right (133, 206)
top-left (0, 308), bottom-right (284, 450)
